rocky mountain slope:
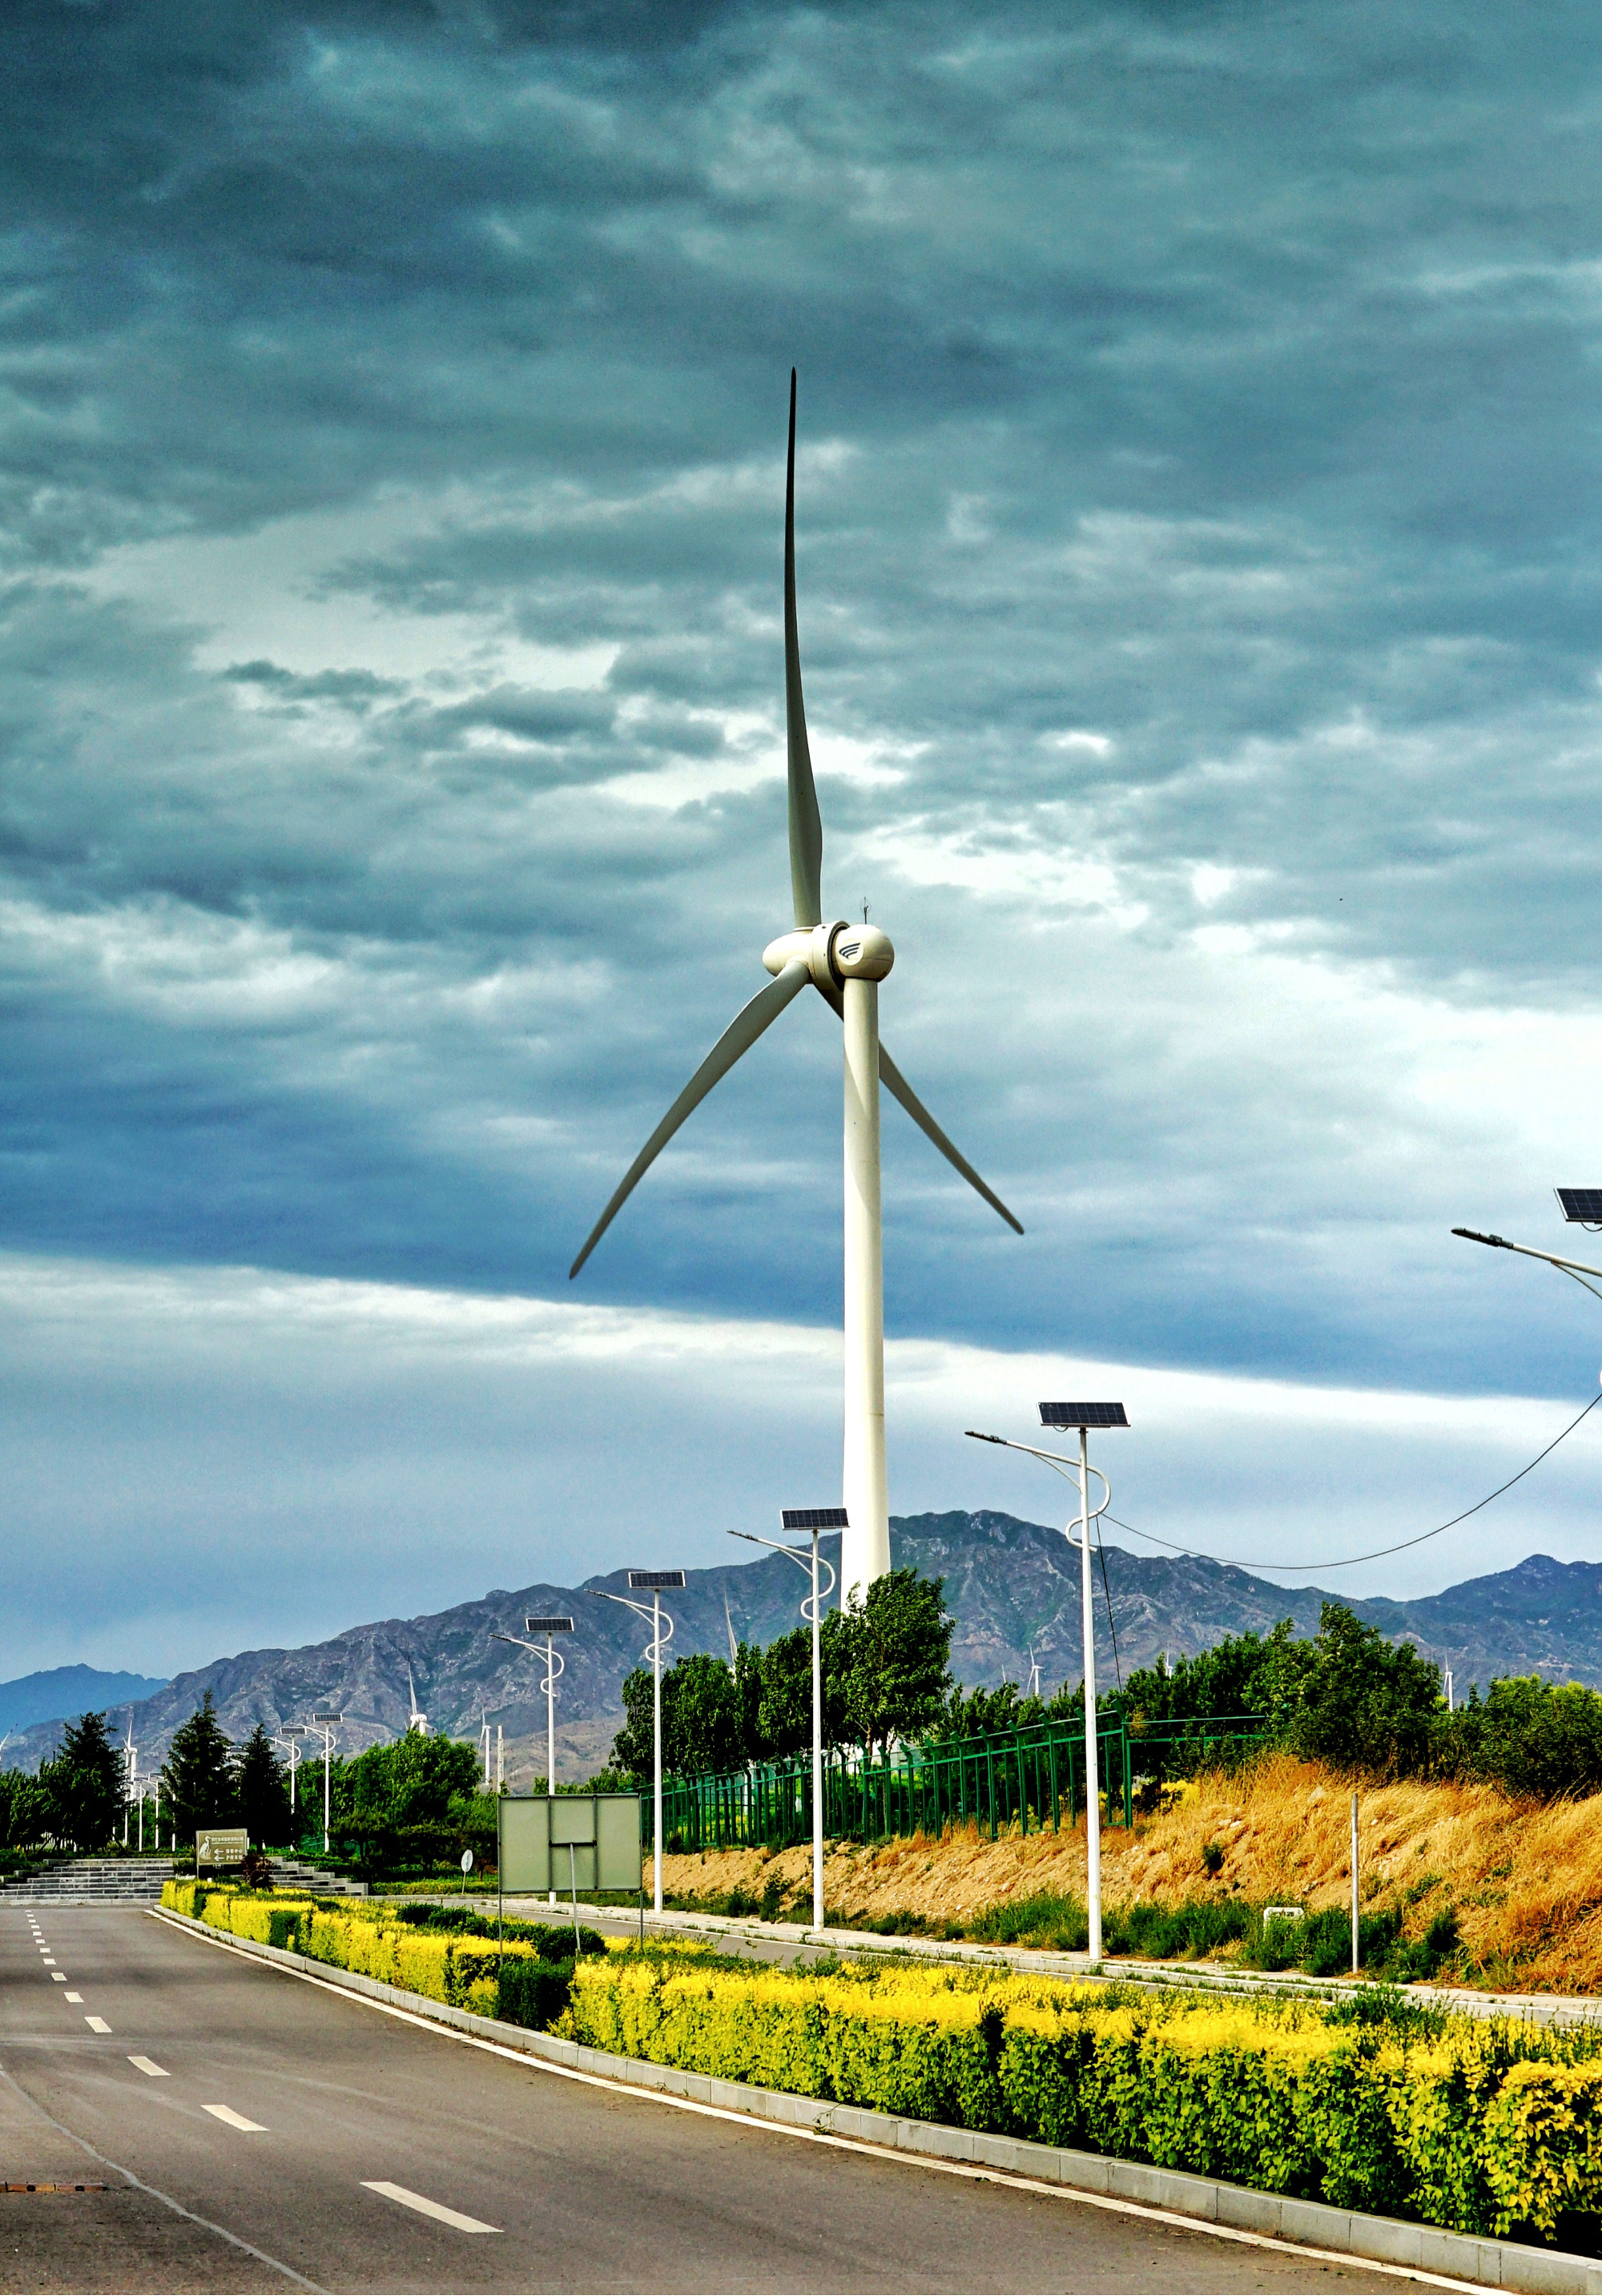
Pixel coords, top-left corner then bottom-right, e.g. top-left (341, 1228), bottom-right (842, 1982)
top-left (9, 1515), bottom-right (1601, 1778)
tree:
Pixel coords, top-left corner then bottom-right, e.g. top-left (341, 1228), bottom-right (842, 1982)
top-left (613, 1653), bottom-right (747, 1779)
top-left (39, 1712), bottom-right (125, 1850)
top-left (837, 1570), bottom-right (953, 1763)
top-left (1292, 1604), bottom-right (1441, 1777)
top-left (1443, 1675), bottom-right (1602, 1800)
top-left (0, 1767), bottom-right (48, 1850)
top-left (163, 1693), bottom-right (236, 1843)
top-left (232, 1725), bottom-right (292, 1848)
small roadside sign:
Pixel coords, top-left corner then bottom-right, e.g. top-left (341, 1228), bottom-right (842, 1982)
top-left (195, 1829), bottom-right (249, 1868)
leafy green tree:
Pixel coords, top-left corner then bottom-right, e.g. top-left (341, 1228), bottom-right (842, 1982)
top-left (40, 1712), bottom-right (125, 1850)
top-left (162, 1693), bottom-right (237, 1842)
top-left (755, 1628), bottom-right (811, 1759)
top-left (0, 1767), bottom-right (48, 1850)
top-left (1442, 1675), bottom-right (1602, 1799)
top-left (614, 1652), bottom-right (748, 1778)
top-left (933, 1680), bottom-right (1045, 1740)
top-left (837, 1569), bottom-right (953, 1763)
top-left (232, 1725), bottom-right (292, 1847)
top-left (1291, 1604), bottom-right (1441, 1777)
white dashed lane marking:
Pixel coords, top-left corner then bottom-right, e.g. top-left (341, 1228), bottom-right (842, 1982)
top-left (203, 2105), bottom-right (267, 2133)
top-left (360, 2181), bottom-right (500, 2233)
top-left (63, 1992), bottom-right (83, 2004)
top-left (128, 2057), bottom-right (168, 2078)
top-left (84, 2017), bottom-right (111, 2034)
top-left (50, 1973), bottom-right (65, 1983)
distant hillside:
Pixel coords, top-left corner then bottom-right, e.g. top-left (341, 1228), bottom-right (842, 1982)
top-left (8, 1516), bottom-right (1602, 1777)
top-left (0, 1665), bottom-right (168, 1739)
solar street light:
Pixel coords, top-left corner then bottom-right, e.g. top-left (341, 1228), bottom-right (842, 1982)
top-left (276, 1724), bottom-right (307, 1816)
top-left (594, 1572), bottom-right (685, 1914)
top-left (307, 1712), bottom-right (344, 1854)
top-left (964, 1405), bottom-right (1129, 1963)
top-left (1453, 1224), bottom-right (1602, 1305)
top-left (730, 1506), bottom-right (846, 1933)
top-left (1556, 1190), bottom-right (1602, 1227)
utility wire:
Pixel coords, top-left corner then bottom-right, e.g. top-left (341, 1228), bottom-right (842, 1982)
top-left (1095, 1522), bottom-right (1124, 1694)
top-left (1099, 1388), bottom-right (1602, 1574)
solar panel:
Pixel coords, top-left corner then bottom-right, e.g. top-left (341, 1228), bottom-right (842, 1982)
top-left (627, 1569), bottom-right (685, 1590)
top-left (1556, 1189), bottom-right (1602, 1224)
top-left (1039, 1401), bottom-right (1129, 1429)
top-left (781, 1506), bottom-right (849, 1530)
top-left (525, 1616), bottom-right (574, 1635)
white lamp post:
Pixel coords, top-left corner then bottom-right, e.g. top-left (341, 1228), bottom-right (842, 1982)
top-left (594, 1571), bottom-right (683, 1916)
top-left (308, 1713), bottom-right (342, 1855)
top-left (493, 1616), bottom-right (577, 1906)
top-left (276, 1725), bottom-right (305, 1821)
top-left (729, 1508), bottom-right (843, 1934)
top-left (967, 1402), bottom-right (1129, 1964)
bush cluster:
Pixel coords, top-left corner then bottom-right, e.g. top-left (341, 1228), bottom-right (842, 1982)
top-left (565, 1951), bottom-right (1602, 2246)
top-left (163, 1880), bottom-right (606, 2031)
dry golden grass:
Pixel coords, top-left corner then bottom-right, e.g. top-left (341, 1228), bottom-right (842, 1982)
top-left (660, 1752), bottom-right (1602, 1992)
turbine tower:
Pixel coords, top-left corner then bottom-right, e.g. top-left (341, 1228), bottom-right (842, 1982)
top-left (571, 372), bottom-right (1022, 1598)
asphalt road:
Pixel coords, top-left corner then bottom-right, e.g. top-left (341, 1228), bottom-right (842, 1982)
top-left (0, 1906), bottom-right (1416, 2294)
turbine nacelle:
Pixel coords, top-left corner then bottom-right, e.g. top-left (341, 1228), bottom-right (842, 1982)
top-left (763, 919), bottom-right (896, 990)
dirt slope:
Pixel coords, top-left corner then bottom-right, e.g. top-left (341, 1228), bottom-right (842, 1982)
top-left (661, 1753), bottom-right (1602, 1992)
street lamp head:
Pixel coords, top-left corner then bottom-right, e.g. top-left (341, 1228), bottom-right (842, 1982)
top-left (1039, 1402), bottom-right (1128, 1429)
top-left (780, 1507), bottom-right (848, 1531)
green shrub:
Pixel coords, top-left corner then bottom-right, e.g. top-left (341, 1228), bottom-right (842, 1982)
top-left (496, 1956), bottom-right (574, 2031)
top-left (1200, 1840), bottom-right (1225, 1876)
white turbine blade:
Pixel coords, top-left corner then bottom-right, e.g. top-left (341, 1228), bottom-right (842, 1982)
top-left (570, 959), bottom-right (811, 1278)
top-left (807, 976), bottom-right (1023, 1233)
top-left (877, 1041), bottom-right (1024, 1235)
top-left (785, 369), bottom-right (824, 930)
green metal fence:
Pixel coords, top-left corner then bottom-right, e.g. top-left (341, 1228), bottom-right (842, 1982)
top-left (660, 1710), bottom-right (1270, 1856)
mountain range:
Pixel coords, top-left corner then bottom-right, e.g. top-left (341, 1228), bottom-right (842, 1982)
top-left (8, 1514), bottom-right (1602, 1783)
top-left (0, 1666), bottom-right (169, 1740)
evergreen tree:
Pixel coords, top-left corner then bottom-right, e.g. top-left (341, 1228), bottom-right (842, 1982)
top-left (39, 1711), bottom-right (123, 1850)
top-left (162, 1692), bottom-right (236, 1842)
top-left (232, 1724), bottom-right (292, 1848)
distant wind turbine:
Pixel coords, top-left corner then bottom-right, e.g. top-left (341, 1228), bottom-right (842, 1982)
top-left (405, 1659), bottom-right (429, 1737)
top-left (571, 372), bottom-right (1023, 1599)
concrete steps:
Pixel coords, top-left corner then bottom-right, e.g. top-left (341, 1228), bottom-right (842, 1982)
top-left (0, 1858), bottom-right (178, 1904)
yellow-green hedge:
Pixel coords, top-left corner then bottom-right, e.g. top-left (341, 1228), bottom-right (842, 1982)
top-left (161, 1881), bottom-right (545, 2016)
top-left (564, 1957), bottom-right (1602, 2245)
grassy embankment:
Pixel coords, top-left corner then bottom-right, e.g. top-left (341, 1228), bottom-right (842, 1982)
top-left (660, 1752), bottom-right (1602, 1991)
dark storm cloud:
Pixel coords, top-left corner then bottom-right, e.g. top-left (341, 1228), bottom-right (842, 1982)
top-left (5, 0), bottom-right (1602, 1415)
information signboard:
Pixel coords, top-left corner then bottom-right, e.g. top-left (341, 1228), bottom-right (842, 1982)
top-left (195, 1828), bottom-right (249, 1868)
top-left (497, 1794), bottom-right (641, 1896)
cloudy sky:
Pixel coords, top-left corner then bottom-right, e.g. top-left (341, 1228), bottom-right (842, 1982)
top-left (6, 0), bottom-right (1602, 1679)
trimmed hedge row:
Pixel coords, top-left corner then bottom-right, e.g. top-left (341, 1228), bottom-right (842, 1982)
top-left (563, 1956), bottom-right (1602, 2246)
top-left (161, 1880), bottom-right (581, 2028)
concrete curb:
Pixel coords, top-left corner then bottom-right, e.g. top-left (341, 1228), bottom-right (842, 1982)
top-left (148, 1905), bottom-right (1602, 2293)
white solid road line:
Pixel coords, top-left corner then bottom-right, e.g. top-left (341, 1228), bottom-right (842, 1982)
top-left (360, 2181), bottom-right (500, 2234)
top-left (128, 2057), bottom-right (169, 2078)
top-left (203, 2104), bottom-right (268, 2133)
top-left (84, 2016), bottom-right (112, 2034)
top-left (63, 1992), bottom-right (83, 2003)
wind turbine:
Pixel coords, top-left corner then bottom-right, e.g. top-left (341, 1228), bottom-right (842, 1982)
top-left (571, 372), bottom-right (1022, 1599)
top-left (405, 1658), bottom-right (429, 1737)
